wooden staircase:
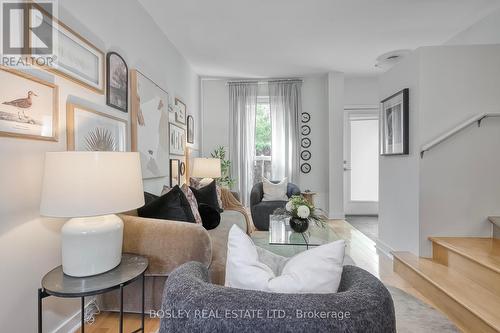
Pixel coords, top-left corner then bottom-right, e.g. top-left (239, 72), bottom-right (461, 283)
top-left (393, 235), bottom-right (500, 333)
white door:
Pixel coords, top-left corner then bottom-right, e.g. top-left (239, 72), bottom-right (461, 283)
top-left (344, 108), bottom-right (379, 215)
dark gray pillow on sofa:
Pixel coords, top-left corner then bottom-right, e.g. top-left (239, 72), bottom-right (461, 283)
top-left (190, 180), bottom-right (223, 212)
top-left (138, 185), bottom-right (195, 223)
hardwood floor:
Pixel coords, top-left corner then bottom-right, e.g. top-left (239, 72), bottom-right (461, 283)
top-left (83, 219), bottom-right (435, 332)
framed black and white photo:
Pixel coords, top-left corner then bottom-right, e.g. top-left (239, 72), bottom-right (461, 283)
top-left (187, 115), bottom-right (194, 143)
top-left (106, 52), bottom-right (128, 112)
top-left (169, 159), bottom-right (180, 187)
top-left (169, 123), bottom-right (186, 155)
top-left (175, 98), bottom-right (186, 124)
top-left (67, 103), bottom-right (127, 151)
top-left (380, 88), bottom-right (409, 156)
top-left (30, 5), bottom-right (105, 94)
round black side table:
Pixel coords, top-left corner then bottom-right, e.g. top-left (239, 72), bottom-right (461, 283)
top-left (38, 253), bottom-right (148, 333)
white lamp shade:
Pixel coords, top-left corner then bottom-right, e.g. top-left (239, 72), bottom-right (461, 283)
top-left (191, 158), bottom-right (221, 178)
top-left (40, 152), bottom-right (144, 218)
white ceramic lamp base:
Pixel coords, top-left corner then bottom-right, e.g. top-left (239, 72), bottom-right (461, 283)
top-left (61, 214), bottom-right (123, 277)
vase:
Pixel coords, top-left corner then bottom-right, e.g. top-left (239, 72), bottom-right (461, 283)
top-left (290, 218), bottom-right (309, 233)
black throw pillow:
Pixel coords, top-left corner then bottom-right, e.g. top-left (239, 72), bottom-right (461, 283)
top-left (138, 185), bottom-right (195, 223)
top-left (144, 192), bottom-right (159, 205)
top-left (190, 180), bottom-right (223, 212)
top-left (198, 203), bottom-right (221, 230)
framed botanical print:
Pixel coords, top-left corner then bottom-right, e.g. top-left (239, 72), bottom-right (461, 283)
top-left (175, 98), bottom-right (186, 124)
top-left (169, 123), bottom-right (186, 155)
top-left (130, 69), bottom-right (170, 179)
top-left (187, 115), bottom-right (194, 144)
top-left (106, 52), bottom-right (128, 112)
top-left (169, 159), bottom-right (180, 187)
top-left (30, 5), bottom-right (105, 94)
top-left (66, 102), bottom-right (127, 151)
top-left (0, 66), bottom-right (58, 141)
top-left (380, 88), bottom-right (409, 156)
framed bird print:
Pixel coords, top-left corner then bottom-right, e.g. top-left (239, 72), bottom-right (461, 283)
top-left (0, 66), bottom-right (58, 141)
top-left (66, 102), bottom-right (127, 151)
top-left (174, 98), bottom-right (186, 124)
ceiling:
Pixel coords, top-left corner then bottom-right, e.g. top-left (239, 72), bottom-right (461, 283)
top-left (138, 0), bottom-right (500, 77)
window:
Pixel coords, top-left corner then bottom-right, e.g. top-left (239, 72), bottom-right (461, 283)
top-left (254, 97), bottom-right (272, 182)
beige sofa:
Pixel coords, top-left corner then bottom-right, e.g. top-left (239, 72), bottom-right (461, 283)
top-left (97, 201), bottom-right (249, 313)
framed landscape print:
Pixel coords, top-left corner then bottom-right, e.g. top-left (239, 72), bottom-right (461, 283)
top-left (175, 98), bottom-right (186, 124)
top-left (0, 66), bottom-right (58, 141)
top-left (187, 115), bottom-right (194, 143)
top-left (66, 103), bottom-right (126, 151)
top-left (169, 159), bottom-right (180, 187)
top-left (30, 5), bottom-right (105, 94)
top-left (380, 88), bottom-right (409, 156)
top-left (106, 52), bottom-right (128, 112)
top-left (169, 123), bottom-right (186, 155)
top-left (130, 69), bottom-right (170, 179)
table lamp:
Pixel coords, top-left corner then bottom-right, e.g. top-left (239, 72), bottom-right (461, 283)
top-left (40, 152), bottom-right (144, 277)
top-left (191, 157), bottom-right (221, 185)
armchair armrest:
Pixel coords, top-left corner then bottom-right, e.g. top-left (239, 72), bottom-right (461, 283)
top-left (120, 214), bottom-right (212, 276)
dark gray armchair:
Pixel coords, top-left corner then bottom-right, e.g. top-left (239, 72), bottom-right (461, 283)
top-left (250, 181), bottom-right (301, 230)
top-left (159, 261), bottom-right (396, 333)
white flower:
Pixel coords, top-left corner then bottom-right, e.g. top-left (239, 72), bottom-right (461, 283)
top-left (297, 205), bottom-right (310, 219)
top-left (285, 201), bottom-right (294, 212)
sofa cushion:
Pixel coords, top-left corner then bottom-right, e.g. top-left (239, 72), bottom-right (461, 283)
top-left (190, 180), bottom-right (222, 212)
top-left (180, 184), bottom-right (202, 224)
top-left (190, 177), bottom-right (224, 210)
top-left (262, 177), bottom-right (288, 201)
top-left (138, 185), bottom-right (195, 223)
top-left (225, 225), bottom-right (345, 293)
top-left (198, 203), bottom-right (220, 230)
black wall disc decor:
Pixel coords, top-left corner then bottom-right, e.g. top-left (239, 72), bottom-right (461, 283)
top-left (301, 163), bottom-right (311, 174)
top-left (301, 150), bottom-right (311, 161)
top-left (300, 112), bottom-right (312, 174)
top-left (301, 137), bottom-right (311, 149)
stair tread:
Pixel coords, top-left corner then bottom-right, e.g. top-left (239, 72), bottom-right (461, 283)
top-left (393, 251), bottom-right (500, 330)
top-left (429, 237), bottom-right (500, 274)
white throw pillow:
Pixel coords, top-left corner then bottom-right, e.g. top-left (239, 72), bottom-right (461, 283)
top-left (262, 177), bottom-right (289, 201)
top-left (225, 225), bottom-right (345, 293)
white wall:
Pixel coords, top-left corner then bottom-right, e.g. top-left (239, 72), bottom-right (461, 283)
top-left (201, 79), bottom-right (230, 157)
top-left (378, 45), bottom-right (500, 257)
top-left (0, 1), bottom-right (199, 332)
top-left (344, 76), bottom-right (379, 106)
top-left (446, 8), bottom-right (500, 45)
top-left (378, 50), bottom-right (421, 255)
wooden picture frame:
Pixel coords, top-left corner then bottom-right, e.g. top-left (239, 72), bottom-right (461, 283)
top-left (106, 52), bottom-right (128, 112)
top-left (0, 66), bottom-right (58, 141)
top-left (30, 4), bottom-right (105, 94)
top-left (169, 159), bottom-right (180, 187)
top-left (380, 88), bottom-right (409, 156)
top-left (66, 102), bottom-right (127, 151)
top-left (175, 98), bottom-right (186, 124)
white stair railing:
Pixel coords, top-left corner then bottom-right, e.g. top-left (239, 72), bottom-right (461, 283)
top-left (420, 112), bottom-right (500, 158)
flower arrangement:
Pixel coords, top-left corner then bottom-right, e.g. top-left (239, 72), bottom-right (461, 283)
top-left (274, 195), bottom-right (326, 232)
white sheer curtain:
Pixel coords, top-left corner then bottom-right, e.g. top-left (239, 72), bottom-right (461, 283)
top-left (269, 80), bottom-right (302, 184)
top-left (228, 82), bottom-right (258, 206)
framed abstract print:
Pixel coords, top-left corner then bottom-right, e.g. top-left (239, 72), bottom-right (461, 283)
top-left (106, 52), bottom-right (128, 112)
top-left (66, 103), bottom-right (126, 151)
top-left (169, 123), bottom-right (186, 156)
top-left (175, 98), bottom-right (186, 124)
top-left (0, 66), bottom-right (58, 141)
top-left (30, 5), bottom-right (105, 94)
top-left (380, 88), bottom-right (409, 156)
top-left (187, 115), bottom-right (194, 144)
top-left (130, 69), bottom-right (170, 179)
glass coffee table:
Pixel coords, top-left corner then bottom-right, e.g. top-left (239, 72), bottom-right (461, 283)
top-left (268, 214), bottom-right (339, 250)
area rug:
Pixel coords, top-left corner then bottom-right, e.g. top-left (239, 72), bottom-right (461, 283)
top-left (387, 286), bottom-right (459, 332)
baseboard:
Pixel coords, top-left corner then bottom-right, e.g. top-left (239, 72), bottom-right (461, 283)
top-left (52, 298), bottom-right (95, 333)
top-left (375, 239), bottom-right (394, 259)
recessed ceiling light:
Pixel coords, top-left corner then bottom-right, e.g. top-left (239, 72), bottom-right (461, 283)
top-left (375, 49), bottom-right (412, 70)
